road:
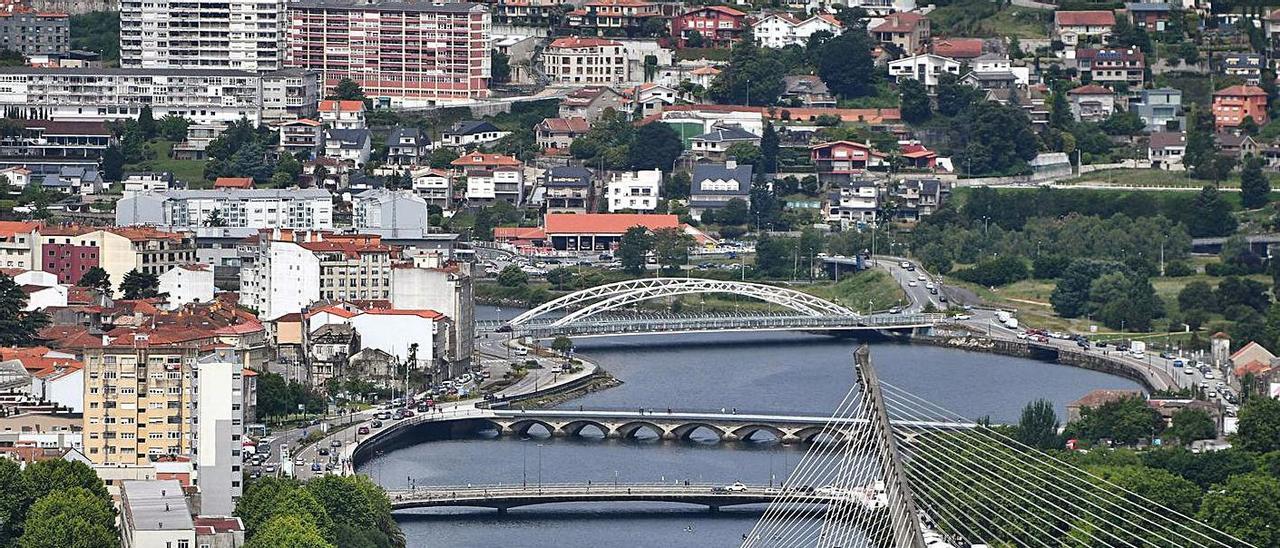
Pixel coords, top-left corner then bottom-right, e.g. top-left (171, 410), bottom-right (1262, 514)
top-left (874, 255), bottom-right (947, 313)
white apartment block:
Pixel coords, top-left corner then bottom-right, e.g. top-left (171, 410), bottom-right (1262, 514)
top-left (194, 349), bottom-right (244, 517)
top-left (544, 37), bottom-right (628, 85)
top-left (0, 67), bottom-right (265, 125)
top-left (119, 0), bottom-right (285, 71)
top-left (238, 235), bottom-right (321, 320)
top-left (352, 189), bottom-right (430, 232)
top-left (607, 169), bottom-right (661, 212)
top-left (115, 188), bottom-right (334, 230)
top-left (465, 168), bottom-right (523, 205)
top-left (887, 54), bottom-right (961, 92)
top-left (158, 264), bottom-right (216, 310)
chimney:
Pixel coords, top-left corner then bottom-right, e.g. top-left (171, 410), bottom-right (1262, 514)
top-left (725, 160), bottom-right (737, 169)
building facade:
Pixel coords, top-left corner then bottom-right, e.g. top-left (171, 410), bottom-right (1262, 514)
top-left (544, 37), bottom-right (628, 85)
top-left (606, 169), bottom-right (660, 212)
top-left (120, 0), bottom-right (285, 71)
top-left (1212, 85), bottom-right (1269, 129)
top-left (194, 350), bottom-right (244, 516)
top-left (0, 10), bottom-right (69, 56)
top-left (116, 189), bottom-right (335, 231)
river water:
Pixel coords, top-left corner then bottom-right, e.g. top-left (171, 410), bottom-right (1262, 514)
top-left (360, 307), bottom-right (1143, 547)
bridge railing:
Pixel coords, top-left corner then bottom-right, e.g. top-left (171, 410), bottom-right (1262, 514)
top-left (499, 314), bottom-right (943, 338)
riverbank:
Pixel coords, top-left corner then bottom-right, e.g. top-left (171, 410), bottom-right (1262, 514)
top-left (912, 333), bottom-right (1161, 392)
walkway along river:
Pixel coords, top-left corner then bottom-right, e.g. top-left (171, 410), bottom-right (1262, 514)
top-left (356, 308), bottom-right (1144, 547)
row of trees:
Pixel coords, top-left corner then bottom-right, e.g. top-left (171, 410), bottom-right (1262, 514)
top-left (567, 110), bottom-right (683, 172)
top-left (203, 118), bottom-right (302, 186)
top-left (256, 371), bottom-right (328, 419)
top-left (1049, 260), bottom-right (1164, 331)
top-left (235, 475), bottom-right (403, 548)
top-left (0, 459), bottom-right (117, 547)
top-left (617, 226), bottom-right (695, 275)
top-left (957, 185), bottom-right (1236, 237)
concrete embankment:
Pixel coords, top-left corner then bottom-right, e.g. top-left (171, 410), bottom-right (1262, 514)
top-left (912, 334), bottom-right (1160, 392)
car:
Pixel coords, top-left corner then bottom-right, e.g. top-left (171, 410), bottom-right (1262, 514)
top-left (907, 280), bottom-right (918, 287)
top-left (402, 409), bottom-right (415, 417)
top-left (358, 426), bottom-right (370, 434)
top-left (726, 482), bottom-right (749, 492)
top-left (710, 486), bottom-right (729, 493)
top-left (318, 448), bottom-right (330, 456)
top-left (330, 439), bottom-right (342, 447)
top-left (294, 457), bottom-right (305, 466)
top-left (1160, 352), bottom-right (1175, 360)
top-left (1204, 372), bottom-right (1216, 380)
top-left (515, 348), bottom-right (529, 356)
top-left (264, 464), bottom-right (277, 474)
top-left (371, 420), bottom-right (383, 428)
top-left (1207, 391), bottom-right (1218, 398)
top-left (900, 261), bottom-right (910, 269)
top-left (1016, 332), bottom-right (1028, 340)
top-left (906, 265), bottom-right (916, 271)
top-left (325, 463), bottom-right (336, 472)
top-left (888, 307), bottom-right (902, 314)
top-left (938, 295), bottom-right (948, 302)
top-left (1076, 340), bottom-right (1090, 349)
top-left (954, 314), bottom-right (972, 320)
top-left (311, 463), bottom-right (322, 472)
top-left (1183, 368), bottom-right (1195, 375)
top-left (917, 275), bottom-right (927, 281)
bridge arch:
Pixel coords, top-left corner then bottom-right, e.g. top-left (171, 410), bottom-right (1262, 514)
top-left (730, 424), bottom-right (788, 443)
top-left (669, 422), bottom-right (728, 442)
top-left (506, 419), bottom-right (558, 438)
top-left (505, 278), bottom-right (856, 329)
top-left (793, 426), bottom-right (848, 444)
top-left (614, 421), bottom-right (666, 440)
top-left (560, 420), bottom-right (611, 438)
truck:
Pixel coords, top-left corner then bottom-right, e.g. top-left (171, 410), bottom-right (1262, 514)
top-left (1129, 341), bottom-right (1146, 358)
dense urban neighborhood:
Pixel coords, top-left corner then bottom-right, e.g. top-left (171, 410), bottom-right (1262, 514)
top-left (4, 0), bottom-right (1280, 544)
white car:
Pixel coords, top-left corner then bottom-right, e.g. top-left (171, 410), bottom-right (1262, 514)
top-left (1204, 372), bottom-right (1215, 380)
top-left (727, 482), bottom-right (749, 492)
top-left (1016, 332), bottom-right (1028, 340)
top-left (917, 275), bottom-right (927, 281)
top-left (900, 261), bottom-right (911, 269)
top-left (954, 314), bottom-right (972, 320)
top-left (907, 281), bottom-right (918, 287)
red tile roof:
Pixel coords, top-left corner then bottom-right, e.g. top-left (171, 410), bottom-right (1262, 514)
top-left (872, 12), bottom-right (926, 33)
top-left (549, 37), bottom-right (621, 49)
top-left (1214, 85), bottom-right (1268, 97)
top-left (306, 305), bottom-right (360, 319)
top-left (931, 38), bottom-right (984, 59)
top-left (213, 177), bottom-right (254, 189)
top-left (364, 308), bottom-right (445, 320)
top-left (494, 226), bottom-right (547, 240)
top-left (538, 117), bottom-right (591, 133)
top-left (544, 213), bottom-right (680, 235)
top-left (451, 153), bottom-right (521, 167)
top-left (1055, 10), bottom-right (1116, 27)
top-left (105, 226), bottom-right (187, 243)
top-left (685, 5), bottom-right (746, 16)
top-left (0, 221), bottom-right (41, 239)
top-left (318, 100), bottom-right (365, 113)
top-left (1068, 84), bottom-right (1114, 95)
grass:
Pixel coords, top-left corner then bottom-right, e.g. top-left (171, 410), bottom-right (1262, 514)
top-left (124, 140), bottom-right (207, 187)
top-left (1060, 169), bottom-right (1242, 189)
top-left (675, 48), bottom-right (731, 62)
top-left (802, 270), bottom-right (908, 313)
top-left (928, 0), bottom-right (1050, 39)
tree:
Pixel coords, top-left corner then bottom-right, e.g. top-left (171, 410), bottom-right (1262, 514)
top-left (1051, 260), bottom-right (1130, 318)
top-left (255, 372), bottom-right (290, 418)
top-left (1064, 395), bottom-right (1163, 446)
top-left (491, 50), bottom-right (511, 84)
top-left (0, 274), bottom-right (49, 346)
top-left (329, 78), bottom-right (366, 101)
top-left (1197, 473), bottom-right (1280, 547)
top-left (707, 30), bottom-right (786, 106)
top-left (1234, 397), bottom-right (1280, 453)
top-left (725, 142), bottom-right (761, 170)
top-left (119, 269), bottom-right (160, 300)
top-left (235, 477), bottom-right (332, 539)
top-left (685, 30), bottom-right (705, 48)
top-left (1240, 155), bottom-right (1271, 209)
top-left (137, 104), bottom-right (157, 140)
top-left (717, 198), bottom-right (751, 226)
top-left (304, 475), bottom-right (400, 548)
top-left (157, 115), bottom-right (190, 142)
top-left (899, 77), bottom-right (931, 124)
top-left (0, 459), bottom-right (30, 545)
top-left (496, 265), bottom-right (528, 287)
top-left (428, 148), bottom-right (459, 169)
top-left (17, 488), bottom-right (116, 548)
top-left (101, 144), bottom-right (124, 182)
top-left (951, 256), bottom-right (1029, 287)
top-left (749, 177), bottom-right (780, 229)
top-left (1217, 276), bottom-right (1270, 313)
top-left (753, 232), bottom-right (792, 278)
top-left (1014, 399), bottom-right (1060, 450)
top-left (205, 208), bottom-right (227, 227)
top-left (551, 336), bottom-right (574, 355)
top-left (1177, 280), bottom-right (1218, 315)
top-left (617, 226), bottom-right (653, 275)
top-left (817, 30), bottom-right (878, 99)
top-left (76, 266), bottom-right (112, 297)
top-left (23, 459), bottom-right (109, 503)
top-left (760, 122), bottom-right (779, 173)
top-left (1166, 408), bottom-right (1217, 445)
top-left (652, 227), bottom-right (693, 274)
top-left (245, 514), bottom-right (335, 548)
top-left (952, 101), bottom-right (1038, 176)
top-left (628, 122), bottom-right (683, 170)
top-left (665, 170), bottom-right (691, 200)
top-left (936, 73), bottom-right (979, 118)
top-left (1184, 106), bottom-right (1217, 177)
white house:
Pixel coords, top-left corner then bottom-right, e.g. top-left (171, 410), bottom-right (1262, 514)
top-left (158, 263), bottom-right (215, 310)
top-left (753, 12), bottom-right (843, 48)
top-left (888, 54), bottom-right (961, 92)
top-left (22, 284), bottom-right (67, 311)
top-left (440, 121), bottom-right (510, 149)
top-left (349, 309), bottom-right (443, 370)
top-left (30, 364), bottom-right (83, 412)
top-left (239, 235), bottom-right (321, 321)
top-left (410, 167), bottom-right (452, 207)
top-left (318, 100), bottom-right (366, 130)
top-left (122, 172), bottom-right (176, 195)
top-left (689, 124), bottom-right (761, 160)
top-left (323, 129), bottom-right (372, 170)
top-left (607, 169), bottom-right (662, 212)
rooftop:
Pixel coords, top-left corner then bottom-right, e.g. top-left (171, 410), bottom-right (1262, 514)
top-left (1055, 10), bottom-right (1117, 27)
top-left (1214, 85), bottom-right (1267, 97)
top-left (544, 213), bottom-right (680, 235)
top-left (549, 37), bottom-right (622, 48)
top-left (121, 480), bottom-right (193, 532)
top-left (872, 12), bottom-right (926, 33)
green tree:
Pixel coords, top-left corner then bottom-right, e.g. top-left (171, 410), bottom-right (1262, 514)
top-left (236, 477), bottom-right (333, 539)
top-left (628, 122), bottom-right (683, 170)
top-left (1049, 91), bottom-right (1073, 131)
top-left (760, 122), bottom-right (779, 173)
top-left (101, 144), bottom-right (125, 181)
top-left (1014, 399), bottom-right (1061, 450)
top-left (23, 459), bottom-right (109, 503)
top-left (0, 274), bottom-right (49, 345)
top-left (137, 104), bottom-right (157, 140)
top-left (1197, 473), bottom-right (1280, 547)
top-left (817, 30), bottom-right (877, 98)
top-left (1065, 395), bottom-right (1163, 446)
top-left (953, 101), bottom-right (1038, 176)
top-left (428, 148), bottom-right (459, 169)
top-left (496, 265), bottom-right (528, 287)
top-left (119, 269), bottom-right (160, 300)
top-left (717, 198), bottom-right (751, 226)
top-left (617, 226), bottom-right (653, 275)
top-left (1177, 280), bottom-right (1218, 314)
top-left (725, 142), bottom-right (761, 170)
top-left (305, 475), bottom-right (401, 548)
top-left (545, 267), bottom-right (574, 290)
top-left (1051, 260), bottom-right (1130, 318)
top-left (491, 50), bottom-right (511, 84)
top-left (707, 30), bottom-right (786, 106)
top-left (1240, 155), bottom-right (1271, 209)
top-left (158, 115), bottom-right (191, 142)
top-left (1234, 397), bottom-right (1280, 453)
top-left (652, 227), bottom-right (693, 275)
top-left (76, 266), bottom-right (112, 297)
top-left (0, 459), bottom-right (30, 545)
top-left (899, 77), bottom-right (931, 124)
top-left (1184, 105), bottom-right (1217, 177)
top-left (329, 78), bottom-right (366, 101)
top-left (1166, 408), bottom-right (1217, 445)
top-left (245, 514), bottom-right (335, 548)
top-left (951, 256), bottom-right (1029, 287)
top-left (551, 336), bottom-right (574, 355)
top-left (17, 488), bottom-right (116, 548)
top-left (754, 232), bottom-right (792, 278)
top-left (936, 72), bottom-right (979, 118)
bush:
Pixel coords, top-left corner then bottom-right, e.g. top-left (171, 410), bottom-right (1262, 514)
top-left (952, 256), bottom-right (1030, 287)
top-left (1032, 255), bottom-right (1072, 279)
top-left (1164, 261), bottom-right (1195, 277)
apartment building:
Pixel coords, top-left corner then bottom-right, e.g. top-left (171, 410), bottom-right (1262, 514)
top-left (1213, 85), bottom-right (1269, 130)
top-left (318, 99), bottom-right (366, 130)
top-left (304, 235), bottom-right (392, 303)
top-left (544, 37), bottom-right (628, 85)
top-left (606, 169), bottom-right (660, 212)
top-left (826, 179), bottom-right (880, 226)
top-left (0, 221), bottom-right (42, 271)
top-left (887, 54), bottom-right (961, 92)
top-left (752, 12), bottom-right (842, 49)
top-left (871, 12), bottom-right (930, 54)
top-left (238, 231), bottom-right (321, 320)
top-left (352, 189), bottom-right (430, 233)
top-left (119, 0), bottom-right (285, 71)
top-left (1075, 48), bottom-right (1145, 89)
top-left (674, 6), bottom-right (747, 49)
top-left (566, 0), bottom-right (665, 36)
top-left (262, 69), bottom-right (321, 121)
top-left (193, 349), bottom-right (244, 516)
top-left (286, 1), bottom-right (492, 107)
top-left (115, 188), bottom-right (335, 231)
top-left (0, 67), bottom-right (265, 125)
top-left (453, 152), bottom-right (523, 205)
top-left (0, 9), bottom-right (68, 56)
top-left (390, 254), bottom-right (474, 372)
top-left (543, 166), bottom-right (592, 213)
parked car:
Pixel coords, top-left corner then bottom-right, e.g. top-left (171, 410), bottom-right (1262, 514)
top-left (371, 420), bottom-right (383, 428)
top-left (358, 426), bottom-right (370, 434)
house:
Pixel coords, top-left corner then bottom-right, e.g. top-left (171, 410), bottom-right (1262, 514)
top-left (825, 179), bottom-right (880, 226)
top-left (213, 177), bottom-right (254, 190)
top-left (409, 167), bottom-right (452, 207)
top-left (565, 0), bottom-right (665, 38)
top-left (440, 121), bottom-right (510, 149)
top-left (674, 6), bottom-right (748, 49)
top-left (1215, 132), bottom-right (1259, 160)
top-left (930, 38), bottom-right (984, 60)
top-left (958, 71), bottom-right (1018, 103)
top-left (535, 117), bottom-right (591, 152)
top-left (689, 161), bottom-right (753, 221)
top-left (606, 169), bottom-right (661, 212)
top-left (1075, 48), bottom-right (1145, 89)
top-left (559, 87), bottom-right (628, 121)
top-left (158, 264), bottom-right (214, 310)
top-left (317, 99), bottom-right (366, 130)
top-left (543, 212), bottom-right (679, 251)
top-left (887, 54), bottom-right (961, 92)
top-left (544, 37), bottom-right (629, 85)
top-left (891, 178), bottom-right (949, 221)
top-left (810, 141), bottom-right (887, 183)
top-left (309, 323), bottom-right (358, 386)
top-left (39, 166), bottom-right (104, 195)
top-left (1124, 2), bottom-right (1171, 31)
top-left (0, 167), bottom-right (32, 189)
top-left (782, 75), bottom-right (836, 107)
top-left (1066, 389), bottom-right (1143, 423)
top-left (1222, 53), bottom-right (1264, 86)
top-left (122, 172), bottom-right (175, 194)
top-left (386, 128), bottom-right (431, 166)
top-left (323, 128), bottom-right (372, 170)
top-left (871, 12), bottom-right (930, 54)
top-left (1054, 11), bottom-right (1116, 46)
top-left (752, 12), bottom-right (843, 49)
top-left (542, 166), bottom-right (593, 213)
top-left (689, 124), bottom-right (760, 160)
top-left (452, 152), bottom-right (523, 205)
top-left (1148, 131), bottom-right (1186, 170)
top-left (1132, 88), bottom-right (1184, 132)
top-left (622, 83), bottom-right (679, 117)
top-left (1212, 85), bottom-right (1269, 129)
top-left (277, 119), bottom-right (323, 158)
top-left (1067, 84), bottom-right (1116, 123)
top-left (899, 143), bottom-right (937, 170)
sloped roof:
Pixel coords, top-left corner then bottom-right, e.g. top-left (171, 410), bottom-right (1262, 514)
top-left (690, 124), bottom-right (760, 143)
top-left (446, 120), bottom-right (502, 136)
top-left (872, 12), bottom-right (926, 33)
top-left (451, 152), bottom-right (521, 167)
top-left (538, 117), bottom-right (591, 133)
top-left (548, 37), bottom-right (621, 49)
top-left (1068, 84), bottom-right (1114, 95)
top-left (544, 213), bottom-right (680, 235)
top-left (213, 177), bottom-right (253, 189)
top-left (318, 100), bottom-right (365, 113)
top-left (1055, 10), bottom-right (1116, 26)
top-left (1213, 85), bottom-right (1267, 97)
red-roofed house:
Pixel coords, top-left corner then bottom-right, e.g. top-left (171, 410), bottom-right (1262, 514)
top-left (493, 226), bottom-right (548, 247)
top-left (1054, 11), bottom-right (1116, 46)
top-left (1231, 341), bottom-right (1277, 378)
top-left (810, 141), bottom-right (888, 182)
top-left (453, 153), bottom-right (524, 205)
top-left (535, 117), bottom-right (592, 151)
top-left (931, 38), bottom-right (984, 59)
top-left (544, 37), bottom-right (628, 85)
top-left (318, 100), bottom-right (367, 130)
top-left (900, 143), bottom-right (938, 170)
top-left (544, 213), bottom-right (680, 251)
top-left (1212, 85), bottom-right (1269, 130)
top-left (872, 12), bottom-right (930, 54)
top-left (0, 221), bottom-right (43, 271)
top-left (212, 177), bottom-right (254, 189)
top-left (1067, 84), bottom-right (1116, 123)
top-left (566, 0), bottom-right (665, 36)
top-left (675, 6), bottom-right (748, 48)
top-left (195, 516), bottom-right (245, 547)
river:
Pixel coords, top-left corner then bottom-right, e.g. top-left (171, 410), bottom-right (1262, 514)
top-left (359, 307), bottom-right (1143, 547)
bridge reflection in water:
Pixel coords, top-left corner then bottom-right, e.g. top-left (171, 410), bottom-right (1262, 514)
top-left (387, 483), bottom-right (842, 512)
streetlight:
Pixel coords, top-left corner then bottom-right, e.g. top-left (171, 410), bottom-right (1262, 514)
top-left (537, 443), bottom-right (544, 491)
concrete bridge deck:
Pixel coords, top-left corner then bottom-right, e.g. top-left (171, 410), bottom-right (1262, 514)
top-left (482, 313), bottom-right (943, 339)
top-left (387, 483), bottom-right (836, 511)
